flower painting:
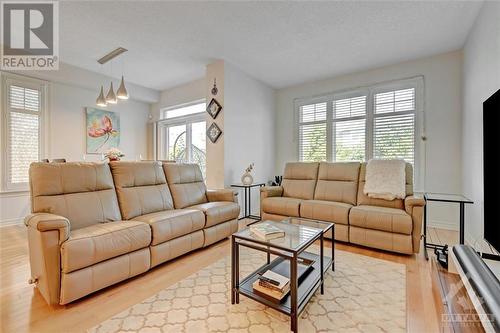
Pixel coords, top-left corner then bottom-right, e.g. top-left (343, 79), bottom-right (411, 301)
top-left (86, 108), bottom-right (120, 153)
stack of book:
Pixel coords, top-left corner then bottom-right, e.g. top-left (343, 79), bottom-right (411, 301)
top-left (250, 222), bottom-right (285, 240)
top-left (252, 270), bottom-right (290, 303)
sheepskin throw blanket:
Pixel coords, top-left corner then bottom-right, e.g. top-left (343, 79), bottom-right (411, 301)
top-left (364, 159), bottom-right (406, 200)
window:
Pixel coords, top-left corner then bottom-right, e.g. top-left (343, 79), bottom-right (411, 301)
top-left (1, 73), bottom-right (47, 191)
top-left (157, 100), bottom-right (207, 177)
top-left (296, 77), bottom-right (423, 186)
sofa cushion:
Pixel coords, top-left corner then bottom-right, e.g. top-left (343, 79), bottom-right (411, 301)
top-left (132, 209), bottom-right (205, 245)
top-left (189, 202), bottom-right (239, 227)
top-left (61, 221), bottom-right (151, 273)
top-left (163, 163), bottom-right (208, 209)
top-left (281, 162), bottom-right (319, 200)
top-left (314, 162), bottom-right (360, 205)
top-left (261, 197), bottom-right (302, 217)
top-left (300, 200), bottom-right (352, 225)
top-left (110, 161), bottom-right (174, 220)
top-left (349, 205), bottom-right (412, 235)
top-left (30, 162), bottom-right (121, 230)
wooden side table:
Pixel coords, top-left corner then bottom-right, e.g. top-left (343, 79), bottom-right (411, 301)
top-left (231, 183), bottom-right (265, 223)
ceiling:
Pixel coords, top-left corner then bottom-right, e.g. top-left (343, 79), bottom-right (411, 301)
top-left (59, 1), bottom-right (483, 91)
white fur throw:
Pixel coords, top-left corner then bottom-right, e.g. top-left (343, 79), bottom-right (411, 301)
top-left (364, 159), bottom-right (406, 201)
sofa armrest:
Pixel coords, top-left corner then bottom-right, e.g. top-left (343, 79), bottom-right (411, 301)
top-left (24, 213), bottom-right (70, 306)
top-left (404, 196), bottom-right (425, 253)
top-left (207, 189), bottom-right (238, 203)
top-left (260, 186), bottom-right (283, 199)
top-left (25, 213), bottom-right (70, 244)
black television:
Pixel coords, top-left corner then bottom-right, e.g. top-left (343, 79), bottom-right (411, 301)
top-left (483, 88), bottom-right (500, 253)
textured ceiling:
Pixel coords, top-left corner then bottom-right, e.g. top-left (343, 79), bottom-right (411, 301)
top-left (59, 1), bottom-right (483, 91)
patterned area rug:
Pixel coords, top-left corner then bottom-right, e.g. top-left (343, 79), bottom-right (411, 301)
top-left (90, 248), bottom-right (406, 333)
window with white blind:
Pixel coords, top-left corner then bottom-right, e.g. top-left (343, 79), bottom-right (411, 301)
top-left (296, 77), bottom-right (423, 187)
top-left (1, 73), bottom-right (47, 191)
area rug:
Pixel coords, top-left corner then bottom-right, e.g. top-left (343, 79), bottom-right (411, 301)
top-left (89, 248), bottom-right (406, 333)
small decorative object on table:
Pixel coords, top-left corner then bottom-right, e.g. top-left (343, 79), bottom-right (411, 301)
top-left (241, 163), bottom-right (254, 185)
top-left (250, 221), bottom-right (284, 240)
top-left (104, 148), bottom-right (124, 161)
top-left (270, 175), bottom-right (283, 186)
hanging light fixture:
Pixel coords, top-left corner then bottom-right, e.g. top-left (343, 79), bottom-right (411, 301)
top-left (106, 81), bottom-right (117, 104)
top-left (96, 85), bottom-right (107, 107)
top-left (97, 47), bottom-right (128, 105)
top-left (116, 75), bottom-right (129, 100)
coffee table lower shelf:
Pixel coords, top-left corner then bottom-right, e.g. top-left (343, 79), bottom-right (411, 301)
top-left (237, 251), bottom-right (332, 317)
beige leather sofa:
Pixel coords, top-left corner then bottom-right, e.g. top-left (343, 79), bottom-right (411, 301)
top-left (261, 161), bottom-right (425, 254)
top-left (25, 161), bottom-right (239, 305)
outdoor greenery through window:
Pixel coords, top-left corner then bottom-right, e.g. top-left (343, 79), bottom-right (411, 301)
top-left (158, 101), bottom-right (206, 177)
top-left (298, 79), bottom-right (420, 167)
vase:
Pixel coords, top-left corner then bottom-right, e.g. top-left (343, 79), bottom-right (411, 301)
top-left (109, 157), bottom-right (120, 161)
top-left (241, 172), bottom-right (253, 185)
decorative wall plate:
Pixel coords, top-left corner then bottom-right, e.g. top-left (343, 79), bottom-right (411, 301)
top-left (207, 98), bottom-right (222, 119)
top-left (207, 122), bottom-right (222, 143)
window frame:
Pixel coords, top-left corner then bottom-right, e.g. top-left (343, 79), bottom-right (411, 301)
top-left (294, 76), bottom-right (424, 190)
top-left (1, 72), bottom-right (49, 192)
top-left (156, 99), bottom-right (207, 176)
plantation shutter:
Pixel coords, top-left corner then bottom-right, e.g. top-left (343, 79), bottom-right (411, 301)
top-left (373, 88), bottom-right (415, 164)
top-left (332, 95), bottom-right (366, 161)
top-left (298, 102), bottom-right (327, 162)
top-left (5, 83), bottom-right (43, 189)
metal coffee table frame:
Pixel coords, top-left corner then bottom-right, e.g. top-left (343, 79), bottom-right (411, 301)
top-left (231, 219), bottom-right (334, 333)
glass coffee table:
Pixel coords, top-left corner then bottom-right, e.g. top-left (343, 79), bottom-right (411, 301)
top-left (231, 217), bottom-right (334, 333)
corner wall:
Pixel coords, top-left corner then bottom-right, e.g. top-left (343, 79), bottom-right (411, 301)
top-left (462, 2), bottom-right (500, 248)
top-left (223, 62), bottom-right (276, 215)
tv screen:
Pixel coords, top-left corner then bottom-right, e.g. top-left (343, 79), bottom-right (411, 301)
top-left (483, 88), bottom-right (500, 253)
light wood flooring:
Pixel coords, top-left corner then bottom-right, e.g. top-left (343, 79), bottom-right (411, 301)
top-left (0, 222), bottom-right (481, 333)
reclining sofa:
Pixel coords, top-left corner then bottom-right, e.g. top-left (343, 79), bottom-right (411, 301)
top-left (25, 161), bottom-right (239, 305)
top-left (261, 162), bottom-right (425, 254)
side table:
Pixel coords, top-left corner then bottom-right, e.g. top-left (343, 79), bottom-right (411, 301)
top-left (423, 192), bottom-right (473, 261)
top-left (231, 183), bottom-right (265, 223)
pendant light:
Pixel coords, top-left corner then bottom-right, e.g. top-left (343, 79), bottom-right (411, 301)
top-left (106, 81), bottom-right (117, 104)
top-left (96, 64), bottom-right (107, 107)
top-left (117, 75), bottom-right (129, 100)
top-left (96, 85), bottom-right (107, 107)
top-left (106, 61), bottom-right (117, 104)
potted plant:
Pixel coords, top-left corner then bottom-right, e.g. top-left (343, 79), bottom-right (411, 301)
top-left (104, 148), bottom-right (124, 161)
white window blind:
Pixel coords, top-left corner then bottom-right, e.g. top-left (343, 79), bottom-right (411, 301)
top-left (298, 102), bottom-right (327, 162)
top-left (296, 78), bottom-right (422, 186)
top-left (2, 77), bottom-right (46, 191)
top-left (332, 96), bottom-right (366, 161)
top-left (373, 88), bottom-right (416, 164)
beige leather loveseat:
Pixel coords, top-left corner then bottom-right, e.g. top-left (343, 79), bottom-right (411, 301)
top-left (25, 161), bottom-right (239, 305)
top-left (261, 162), bottom-right (425, 254)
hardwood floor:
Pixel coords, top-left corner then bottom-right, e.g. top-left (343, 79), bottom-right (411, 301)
top-left (0, 221), bottom-right (480, 333)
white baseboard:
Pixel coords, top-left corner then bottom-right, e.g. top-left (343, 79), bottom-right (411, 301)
top-left (427, 219), bottom-right (459, 231)
top-left (0, 217), bottom-right (24, 227)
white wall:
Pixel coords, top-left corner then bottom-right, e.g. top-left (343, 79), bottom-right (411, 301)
top-left (275, 51), bottom-right (463, 228)
top-left (0, 68), bottom-right (155, 226)
top-left (462, 2), bottom-right (500, 248)
top-left (151, 78), bottom-right (205, 121)
top-left (223, 63), bottom-right (275, 215)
